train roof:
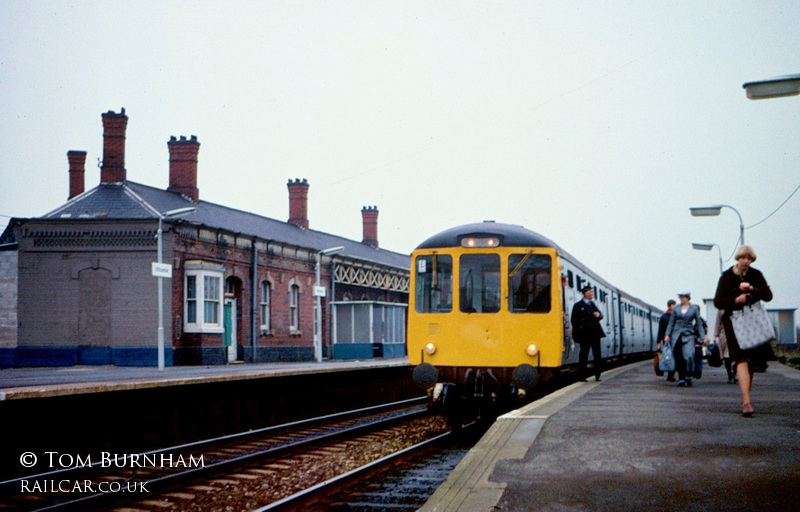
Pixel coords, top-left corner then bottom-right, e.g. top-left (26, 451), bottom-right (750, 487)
top-left (415, 221), bottom-right (560, 250)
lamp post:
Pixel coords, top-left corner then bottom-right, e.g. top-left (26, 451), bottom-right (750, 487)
top-left (314, 246), bottom-right (344, 362)
top-left (155, 206), bottom-right (196, 370)
top-left (689, 204), bottom-right (745, 246)
top-left (743, 74), bottom-right (800, 100)
top-left (691, 242), bottom-right (723, 274)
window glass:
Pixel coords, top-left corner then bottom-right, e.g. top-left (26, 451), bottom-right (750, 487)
top-left (204, 275), bottom-right (220, 324)
top-left (459, 254), bottom-right (500, 313)
top-left (260, 281), bottom-right (271, 329)
top-left (414, 255), bottom-right (453, 313)
top-left (509, 254), bottom-right (552, 313)
top-left (289, 285), bottom-right (299, 330)
top-left (186, 276), bottom-right (197, 323)
top-left (354, 303), bottom-right (370, 342)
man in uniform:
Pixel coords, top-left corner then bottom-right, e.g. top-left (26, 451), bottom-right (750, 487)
top-left (571, 284), bottom-right (606, 382)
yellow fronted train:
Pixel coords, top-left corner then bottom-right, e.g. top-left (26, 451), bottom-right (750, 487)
top-left (408, 221), bottom-right (662, 420)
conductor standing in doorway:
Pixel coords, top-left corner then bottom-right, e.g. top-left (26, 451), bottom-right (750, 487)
top-left (571, 284), bottom-right (606, 382)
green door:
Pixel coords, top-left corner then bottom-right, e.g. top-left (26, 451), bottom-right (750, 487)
top-left (223, 302), bottom-right (232, 348)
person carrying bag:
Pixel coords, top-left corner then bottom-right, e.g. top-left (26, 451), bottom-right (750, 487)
top-left (713, 245), bottom-right (774, 418)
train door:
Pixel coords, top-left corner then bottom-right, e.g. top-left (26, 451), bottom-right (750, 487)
top-left (561, 265), bottom-right (579, 362)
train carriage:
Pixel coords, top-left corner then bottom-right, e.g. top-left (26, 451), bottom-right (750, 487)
top-left (408, 221), bottom-right (661, 420)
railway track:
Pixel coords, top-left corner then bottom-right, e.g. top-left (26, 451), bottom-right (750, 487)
top-left (0, 397), bottom-right (443, 512)
top-left (259, 423), bottom-right (480, 512)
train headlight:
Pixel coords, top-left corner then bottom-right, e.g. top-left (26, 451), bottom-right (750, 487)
top-left (526, 344), bottom-right (539, 357)
top-left (424, 342), bottom-right (437, 355)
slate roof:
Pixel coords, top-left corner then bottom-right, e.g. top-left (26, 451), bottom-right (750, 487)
top-left (41, 181), bottom-right (410, 271)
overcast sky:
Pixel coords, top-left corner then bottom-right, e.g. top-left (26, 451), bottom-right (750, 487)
top-left (2, 1), bottom-right (799, 322)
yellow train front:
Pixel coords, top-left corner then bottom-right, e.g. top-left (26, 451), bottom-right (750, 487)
top-left (408, 222), bottom-right (565, 420)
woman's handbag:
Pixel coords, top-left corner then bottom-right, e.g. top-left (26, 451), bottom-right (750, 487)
top-left (658, 342), bottom-right (675, 373)
top-left (654, 351), bottom-right (663, 376)
top-left (730, 301), bottom-right (775, 350)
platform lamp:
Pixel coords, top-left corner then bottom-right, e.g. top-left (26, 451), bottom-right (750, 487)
top-left (692, 243), bottom-right (723, 274)
top-left (156, 206), bottom-right (196, 370)
top-left (689, 204), bottom-right (745, 246)
top-left (743, 74), bottom-right (800, 100)
top-left (314, 246), bottom-right (344, 362)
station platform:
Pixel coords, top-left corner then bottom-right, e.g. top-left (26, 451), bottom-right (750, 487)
top-left (0, 358), bottom-right (410, 400)
top-left (422, 360), bottom-right (800, 512)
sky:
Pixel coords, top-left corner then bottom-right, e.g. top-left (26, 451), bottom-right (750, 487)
top-left (1, 1), bottom-right (799, 323)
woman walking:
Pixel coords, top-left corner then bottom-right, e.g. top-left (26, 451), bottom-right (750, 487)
top-left (664, 291), bottom-right (705, 387)
top-left (713, 245), bottom-right (773, 417)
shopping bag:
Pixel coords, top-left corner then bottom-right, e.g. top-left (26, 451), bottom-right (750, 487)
top-left (707, 343), bottom-right (722, 367)
top-left (658, 342), bottom-right (675, 373)
top-left (730, 301), bottom-right (775, 350)
top-left (654, 352), bottom-right (663, 376)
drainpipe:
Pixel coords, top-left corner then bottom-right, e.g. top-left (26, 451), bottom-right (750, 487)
top-left (251, 241), bottom-right (258, 363)
top-left (329, 259), bottom-right (337, 358)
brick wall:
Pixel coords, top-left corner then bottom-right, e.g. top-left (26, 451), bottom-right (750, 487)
top-left (171, 231), bottom-right (321, 354)
top-left (0, 249), bottom-right (18, 348)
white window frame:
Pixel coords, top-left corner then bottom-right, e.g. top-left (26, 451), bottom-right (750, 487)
top-left (260, 280), bottom-right (272, 331)
top-left (289, 284), bottom-right (300, 332)
top-left (184, 261), bottom-right (225, 333)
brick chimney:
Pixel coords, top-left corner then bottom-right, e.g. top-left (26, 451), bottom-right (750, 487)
top-left (287, 178), bottom-right (309, 229)
top-left (67, 150), bottom-right (87, 200)
top-left (167, 135), bottom-right (200, 203)
top-left (100, 108), bottom-right (128, 183)
top-left (361, 206), bottom-right (379, 248)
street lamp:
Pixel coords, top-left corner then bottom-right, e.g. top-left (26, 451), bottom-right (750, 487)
top-left (691, 242), bottom-right (723, 274)
top-left (156, 206), bottom-right (196, 370)
top-left (689, 204), bottom-right (745, 245)
top-left (314, 246), bottom-right (344, 362)
top-left (743, 74), bottom-right (800, 100)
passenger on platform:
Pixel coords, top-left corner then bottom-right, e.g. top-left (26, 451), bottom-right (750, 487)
top-left (713, 245), bottom-right (773, 417)
top-left (571, 284), bottom-right (606, 382)
top-left (713, 309), bottom-right (737, 384)
top-left (664, 291), bottom-right (705, 387)
top-left (656, 299), bottom-right (677, 382)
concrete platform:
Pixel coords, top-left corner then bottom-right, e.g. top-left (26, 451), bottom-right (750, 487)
top-left (422, 360), bottom-right (800, 512)
top-left (0, 358), bottom-right (409, 400)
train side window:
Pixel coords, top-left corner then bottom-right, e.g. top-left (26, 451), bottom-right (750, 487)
top-left (414, 255), bottom-right (453, 313)
top-left (459, 254), bottom-right (500, 313)
top-left (508, 254), bottom-right (552, 313)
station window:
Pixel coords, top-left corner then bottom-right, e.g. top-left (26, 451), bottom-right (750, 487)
top-left (184, 261), bottom-right (225, 333)
top-left (459, 254), bottom-right (500, 313)
top-left (414, 254), bottom-right (453, 313)
top-left (509, 253), bottom-right (552, 313)
top-left (289, 284), bottom-right (300, 331)
top-left (260, 281), bottom-right (271, 330)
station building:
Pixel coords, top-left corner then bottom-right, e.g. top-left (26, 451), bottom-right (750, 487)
top-left (0, 109), bottom-right (410, 367)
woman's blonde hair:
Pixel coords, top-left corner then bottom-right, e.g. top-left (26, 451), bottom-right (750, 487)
top-left (734, 245), bottom-right (757, 262)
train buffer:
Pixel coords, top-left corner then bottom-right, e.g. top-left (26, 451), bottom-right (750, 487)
top-left (420, 360), bottom-right (800, 511)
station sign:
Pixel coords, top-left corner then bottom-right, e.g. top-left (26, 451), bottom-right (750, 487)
top-left (152, 262), bottom-right (173, 278)
top-left (313, 285), bottom-right (327, 297)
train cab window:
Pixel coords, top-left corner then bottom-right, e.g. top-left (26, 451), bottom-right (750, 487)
top-left (459, 254), bottom-right (500, 313)
top-left (414, 255), bottom-right (453, 313)
top-left (509, 254), bottom-right (552, 313)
